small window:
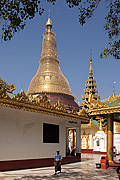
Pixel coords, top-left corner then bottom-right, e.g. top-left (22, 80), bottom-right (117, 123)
top-left (43, 123), bottom-right (59, 143)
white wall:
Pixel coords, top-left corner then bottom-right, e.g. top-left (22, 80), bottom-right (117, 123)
top-left (0, 106), bottom-right (81, 161)
top-left (114, 134), bottom-right (120, 154)
top-left (81, 127), bottom-right (98, 149)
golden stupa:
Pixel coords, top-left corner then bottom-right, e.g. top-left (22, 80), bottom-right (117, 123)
top-left (27, 11), bottom-right (74, 97)
top-left (27, 11), bottom-right (79, 111)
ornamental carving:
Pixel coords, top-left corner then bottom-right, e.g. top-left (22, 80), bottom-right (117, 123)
top-left (13, 90), bottom-right (29, 102)
top-left (0, 78), bottom-right (15, 93)
top-left (71, 107), bottom-right (78, 115)
top-left (54, 99), bottom-right (67, 113)
top-left (79, 107), bottom-right (88, 117)
top-left (0, 78), bottom-right (11, 99)
top-left (29, 94), bottom-right (52, 109)
top-left (88, 93), bottom-right (120, 115)
top-left (102, 94), bottom-right (120, 105)
top-left (88, 99), bottom-right (105, 109)
top-left (39, 94), bottom-right (52, 109)
top-left (0, 86), bottom-right (8, 99)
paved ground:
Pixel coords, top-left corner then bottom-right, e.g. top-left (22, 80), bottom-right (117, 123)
top-left (0, 154), bottom-right (119, 180)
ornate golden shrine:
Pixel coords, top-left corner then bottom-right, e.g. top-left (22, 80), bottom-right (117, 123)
top-left (88, 94), bottom-right (120, 164)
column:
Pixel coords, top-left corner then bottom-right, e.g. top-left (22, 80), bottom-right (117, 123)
top-left (89, 134), bottom-right (93, 149)
top-left (107, 113), bottom-right (114, 164)
top-left (76, 126), bottom-right (81, 161)
top-left (73, 129), bottom-right (75, 148)
top-left (66, 128), bottom-right (69, 156)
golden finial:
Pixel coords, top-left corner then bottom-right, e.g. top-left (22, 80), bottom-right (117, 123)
top-left (112, 78), bottom-right (116, 98)
top-left (89, 49), bottom-right (93, 76)
top-left (46, 10), bottom-right (52, 32)
top-left (99, 119), bottom-right (103, 131)
top-left (96, 117), bottom-right (104, 131)
top-left (20, 84), bottom-right (24, 93)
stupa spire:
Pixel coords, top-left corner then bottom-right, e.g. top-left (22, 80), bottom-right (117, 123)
top-left (89, 49), bottom-right (93, 76)
top-left (82, 57), bottom-right (100, 108)
top-left (89, 58), bottom-right (93, 76)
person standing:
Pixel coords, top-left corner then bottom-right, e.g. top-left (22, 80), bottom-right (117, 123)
top-left (54, 150), bottom-right (62, 175)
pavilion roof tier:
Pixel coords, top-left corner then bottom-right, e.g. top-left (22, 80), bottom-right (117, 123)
top-left (82, 93), bottom-right (100, 101)
top-left (88, 94), bottom-right (120, 122)
top-left (85, 83), bottom-right (97, 88)
top-left (86, 79), bottom-right (96, 83)
top-left (84, 88), bottom-right (98, 94)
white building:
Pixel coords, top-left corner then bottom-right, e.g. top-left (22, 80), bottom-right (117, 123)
top-left (0, 87), bottom-right (88, 171)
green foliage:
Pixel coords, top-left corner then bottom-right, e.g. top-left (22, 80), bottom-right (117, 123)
top-left (0, 0), bottom-right (119, 59)
top-left (0, 0), bottom-right (45, 41)
top-left (66, 0), bottom-right (120, 59)
top-left (102, 0), bottom-right (120, 59)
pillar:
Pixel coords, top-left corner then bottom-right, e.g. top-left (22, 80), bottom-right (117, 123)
top-left (107, 113), bottom-right (114, 164)
top-left (73, 129), bottom-right (75, 148)
top-left (89, 134), bottom-right (93, 149)
top-left (76, 126), bottom-right (81, 161)
top-left (66, 128), bottom-right (69, 156)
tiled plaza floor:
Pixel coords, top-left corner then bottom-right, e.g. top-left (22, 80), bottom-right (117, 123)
top-left (0, 154), bottom-right (119, 180)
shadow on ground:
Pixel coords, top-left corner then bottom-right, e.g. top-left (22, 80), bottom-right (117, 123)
top-left (14, 169), bottom-right (118, 180)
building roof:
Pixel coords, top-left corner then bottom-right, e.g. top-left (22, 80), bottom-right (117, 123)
top-left (106, 99), bottom-right (120, 107)
top-left (88, 94), bottom-right (120, 122)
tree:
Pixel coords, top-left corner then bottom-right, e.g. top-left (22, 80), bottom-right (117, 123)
top-left (66, 0), bottom-right (120, 60)
top-left (0, 0), bottom-right (119, 59)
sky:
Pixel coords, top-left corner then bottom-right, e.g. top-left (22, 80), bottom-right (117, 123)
top-left (0, 0), bottom-right (120, 104)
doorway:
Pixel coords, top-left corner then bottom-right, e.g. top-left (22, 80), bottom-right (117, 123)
top-left (66, 127), bottom-right (76, 156)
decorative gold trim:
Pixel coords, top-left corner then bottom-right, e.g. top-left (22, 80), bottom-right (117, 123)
top-left (13, 90), bottom-right (29, 102)
top-left (0, 94), bottom-right (89, 124)
top-left (102, 94), bottom-right (120, 104)
top-left (0, 78), bottom-right (89, 123)
top-left (54, 99), bottom-right (67, 113)
top-left (0, 87), bottom-right (9, 99)
top-left (71, 107), bottom-right (78, 115)
top-left (0, 77), bottom-right (15, 93)
top-left (78, 107), bottom-right (88, 117)
top-left (88, 95), bottom-right (120, 116)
